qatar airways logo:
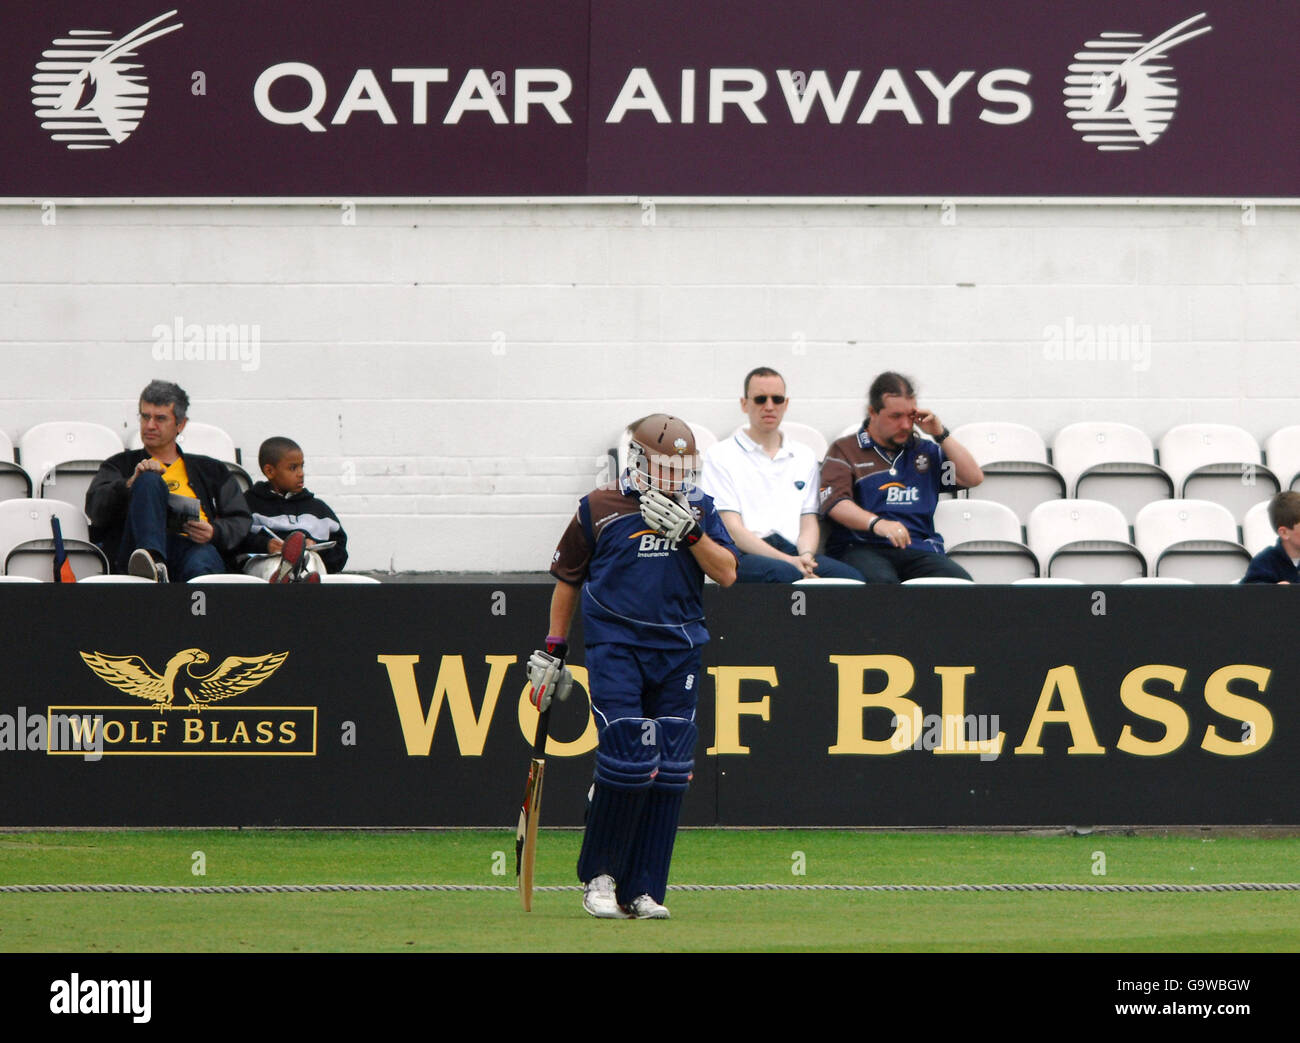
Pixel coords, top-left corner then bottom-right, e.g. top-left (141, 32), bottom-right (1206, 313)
top-left (1064, 12), bottom-right (1212, 151)
top-left (27, 12), bottom-right (1218, 153)
top-left (31, 10), bottom-right (183, 150)
top-left (252, 64), bottom-right (1034, 132)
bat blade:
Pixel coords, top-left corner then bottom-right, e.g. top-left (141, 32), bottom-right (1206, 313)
top-left (515, 701), bottom-right (552, 912)
top-left (515, 757), bottom-right (545, 911)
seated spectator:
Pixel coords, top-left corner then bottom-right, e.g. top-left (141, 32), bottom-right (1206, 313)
top-left (820, 371), bottom-right (983, 584)
top-left (85, 381), bottom-right (250, 582)
top-left (1242, 491), bottom-right (1300, 584)
top-left (241, 437), bottom-right (348, 583)
top-left (701, 366), bottom-right (864, 583)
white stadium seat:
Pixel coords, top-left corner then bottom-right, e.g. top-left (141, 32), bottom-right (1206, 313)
top-left (1051, 422), bottom-right (1174, 522)
top-left (19, 421), bottom-right (124, 505)
top-left (1134, 499), bottom-right (1250, 583)
top-left (0, 497), bottom-right (108, 580)
top-left (779, 421), bottom-right (828, 461)
top-left (1264, 426), bottom-right (1300, 492)
top-left (687, 422), bottom-right (718, 459)
top-left (934, 499), bottom-right (1038, 582)
top-left (0, 497), bottom-right (93, 544)
top-left (1157, 424), bottom-right (1277, 524)
top-left (1026, 499), bottom-right (1145, 582)
top-left (953, 422), bottom-right (1066, 524)
top-left (0, 430), bottom-right (32, 500)
top-left (1241, 500), bottom-right (1275, 557)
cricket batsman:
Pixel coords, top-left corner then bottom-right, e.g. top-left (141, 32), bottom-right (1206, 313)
top-left (531, 414), bottom-right (737, 918)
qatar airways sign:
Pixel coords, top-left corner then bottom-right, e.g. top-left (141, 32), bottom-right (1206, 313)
top-left (249, 64), bottom-right (1032, 133)
top-left (6, 3), bottom-right (1294, 198)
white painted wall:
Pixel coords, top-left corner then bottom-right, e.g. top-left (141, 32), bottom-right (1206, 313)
top-left (0, 202), bottom-right (1295, 571)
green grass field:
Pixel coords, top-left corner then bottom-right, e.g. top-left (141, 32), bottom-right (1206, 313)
top-left (1, 830), bottom-right (1296, 953)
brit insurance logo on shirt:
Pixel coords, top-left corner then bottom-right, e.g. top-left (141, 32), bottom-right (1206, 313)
top-left (1064, 12), bottom-right (1211, 151)
top-left (631, 528), bottom-right (674, 557)
top-left (31, 9), bottom-right (183, 150)
top-left (880, 482), bottom-right (920, 505)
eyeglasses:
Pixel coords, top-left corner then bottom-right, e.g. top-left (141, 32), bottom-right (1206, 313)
top-left (750, 395), bottom-right (786, 405)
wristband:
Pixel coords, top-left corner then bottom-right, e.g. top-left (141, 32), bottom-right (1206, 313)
top-left (935, 427), bottom-right (951, 444)
top-left (867, 517), bottom-right (881, 535)
top-left (545, 636), bottom-right (568, 659)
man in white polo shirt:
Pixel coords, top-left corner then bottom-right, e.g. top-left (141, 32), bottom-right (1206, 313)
top-left (700, 367), bottom-right (865, 583)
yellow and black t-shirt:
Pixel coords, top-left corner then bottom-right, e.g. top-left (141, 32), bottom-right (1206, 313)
top-left (158, 456), bottom-right (208, 522)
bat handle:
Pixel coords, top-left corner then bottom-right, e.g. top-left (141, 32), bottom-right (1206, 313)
top-left (532, 703), bottom-right (552, 758)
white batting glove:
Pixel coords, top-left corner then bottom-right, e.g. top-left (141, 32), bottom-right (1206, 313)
top-left (639, 488), bottom-right (703, 546)
top-left (526, 650), bottom-right (573, 712)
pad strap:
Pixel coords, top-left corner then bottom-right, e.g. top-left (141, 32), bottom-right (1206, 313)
top-left (594, 717), bottom-right (658, 791)
top-left (650, 717), bottom-right (697, 791)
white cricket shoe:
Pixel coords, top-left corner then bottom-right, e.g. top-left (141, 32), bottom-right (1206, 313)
top-left (624, 894), bottom-right (670, 920)
top-left (582, 875), bottom-right (629, 919)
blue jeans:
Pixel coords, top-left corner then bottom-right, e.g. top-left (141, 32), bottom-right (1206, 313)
top-left (118, 472), bottom-right (226, 581)
top-left (736, 533), bottom-right (865, 583)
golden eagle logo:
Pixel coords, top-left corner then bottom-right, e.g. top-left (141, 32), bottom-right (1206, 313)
top-left (79, 648), bottom-right (289, 710)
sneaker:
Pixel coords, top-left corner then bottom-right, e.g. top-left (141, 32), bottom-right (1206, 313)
top-left (624, 894), bottom-right (670, 920)
top-left (582, 875), bottom-right (630, 919)
top-left (128, 548), bottom-right (168, 583)
top-left (270, 532), bottom-right (306, 584)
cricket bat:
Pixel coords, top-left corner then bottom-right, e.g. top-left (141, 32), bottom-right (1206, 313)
top-left (515, 700), bottom-right (553, 912)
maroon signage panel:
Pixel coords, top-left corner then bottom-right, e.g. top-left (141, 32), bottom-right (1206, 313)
top-left (7, 1), bottom-right (592, 197)
top-left (3, 2), bottom-right (1296, 197)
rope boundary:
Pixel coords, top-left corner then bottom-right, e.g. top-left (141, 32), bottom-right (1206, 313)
top-left (3, 881), bottom-right (1298, 894)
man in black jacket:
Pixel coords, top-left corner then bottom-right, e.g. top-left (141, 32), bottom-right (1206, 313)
top-left (85, 381), bottom-right (251, 582)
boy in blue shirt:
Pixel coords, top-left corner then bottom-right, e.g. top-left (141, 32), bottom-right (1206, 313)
top-left (1243, 492), bottom-right (1300, 584)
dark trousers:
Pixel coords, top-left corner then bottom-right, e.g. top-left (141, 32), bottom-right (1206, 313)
top-left (736, 533), bottom-right (866, 583)
top-left (836, 543), bottom-right (972, 585)
top-left (118, 472), bottom-right (226, 581)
